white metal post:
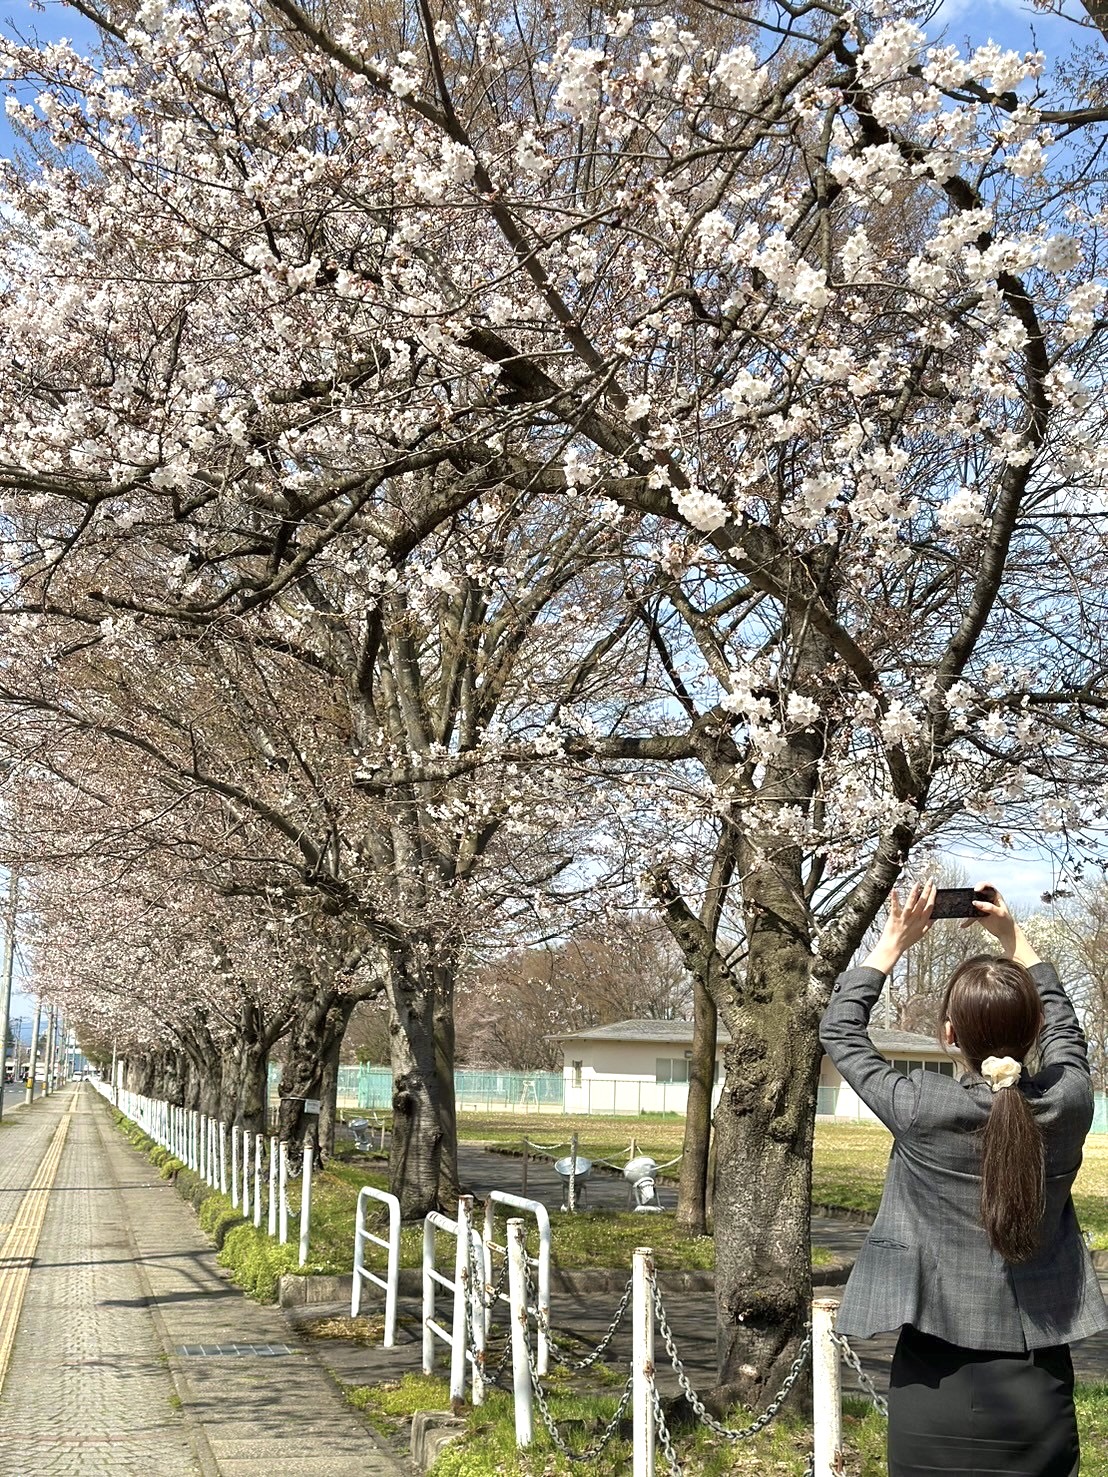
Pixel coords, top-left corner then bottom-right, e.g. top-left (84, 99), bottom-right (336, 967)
top-left (241, 1129), bottom-right (252, 1220)
top-left (632, 1247), bottom-right (655, 1477)
top-left (507, 1219), bottom-right (532, 1447)
top-left (468, 1222), bottom-right (486, 1406)
top-left (422, 1216), bottom-right (437, 1377)
top-left (231, 1125), bottom-right (240, 1209)
top-left (198, 1114), bottom-right (206, 1179)
top-left (253, 1133), bottom-right (263, 1229)
top-left (279, 1141), bottom-right (289, 1244)
top-left (219, 1122), bottom-right (227, 1195)
top-left (568, 1131), bottom-right (578, 1213)
top-left (813, 1298), bottom-right (843, 1477)
top-left (298, 1144), bottom-right (313, 1266)
top-left (450, 1196), bottom-right (472, 1404)
top-left (268, 1137), bottom-right (278, 1236)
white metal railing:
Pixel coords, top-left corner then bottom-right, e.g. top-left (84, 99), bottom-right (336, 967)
top-left (483, 1189), bottom-right (552, 1375)
top-left (352, 1185), bottom-right (402, 1345)
top-left (423, 1194), bottom-right (486, 1405)
top-left (96, 1085), bottom-right (314, 1267)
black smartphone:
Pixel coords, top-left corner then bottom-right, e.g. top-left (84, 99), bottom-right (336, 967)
top-left (930, 885), bottom-right (997, 920)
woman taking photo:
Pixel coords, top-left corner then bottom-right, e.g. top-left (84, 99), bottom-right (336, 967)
top-left (820, 882), bottom-right (1108, 1477)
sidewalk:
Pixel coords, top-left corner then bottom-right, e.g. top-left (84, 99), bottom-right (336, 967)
top-left (0, 1085), bottom-right (404, 1476)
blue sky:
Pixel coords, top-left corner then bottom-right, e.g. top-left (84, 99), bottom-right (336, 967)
top-left (1, 0), bottom-right (1102, 1019)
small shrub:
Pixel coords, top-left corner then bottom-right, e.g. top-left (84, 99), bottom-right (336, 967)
top-left (219, 1222), bottom-right (301, 1302)
top-left (199, 1197), bottom-right (247, 1249)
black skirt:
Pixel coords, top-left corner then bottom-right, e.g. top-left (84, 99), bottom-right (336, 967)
top-left (888, 1325), bottom-right (1079, 1477)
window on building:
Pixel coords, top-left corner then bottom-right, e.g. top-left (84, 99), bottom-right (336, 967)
top-left (889, 1057), bottom-right (955, 1078)
top-left (924, 1060), bottom-right (955, 1077)
top-left (572, 1060), bottom-right (583, 1088)
top-left (656, 1058), bottom-right (690, 1084)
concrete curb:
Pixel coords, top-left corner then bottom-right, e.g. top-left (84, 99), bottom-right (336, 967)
top-left (277, 1256), bottom-right (853, 1307)
top-left (411, 1411), bottom-right (465, 1471)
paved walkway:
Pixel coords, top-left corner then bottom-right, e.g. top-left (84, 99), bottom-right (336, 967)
top-left (0, 1085), bottom-right (402, 1476)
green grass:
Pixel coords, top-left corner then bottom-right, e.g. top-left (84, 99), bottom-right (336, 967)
top-left (344, 1374), bottom-right (1108, 1475)
top-left (264, 1156), bottom-right (835, 1276)
top-left (462, 1113), bottom-right (1108, 1252)
top-left (809, 1119), bottom-right (1108, 1249)
top-left (457, 1113), bottom-right (685, 1165)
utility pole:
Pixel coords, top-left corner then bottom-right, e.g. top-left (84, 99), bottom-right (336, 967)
top-left (0, 867), bottom-right (17, 1123)
top-left (8, 1015), bottom-right (21, 1087)
top-left (43, 1006), bottom-right (56, 1097)
top-left (24, 998), bottom-right (41, 1106)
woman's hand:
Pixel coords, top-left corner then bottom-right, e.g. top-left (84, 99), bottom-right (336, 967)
top-left (863, 882), bottom-right (936, 975)
top-left (964, 884), bottom-right (1040, 967)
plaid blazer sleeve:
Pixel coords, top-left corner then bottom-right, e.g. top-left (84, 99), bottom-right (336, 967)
top-left (819, 966), bottom-right (922, 1137)
top-left (1031, 961), bottom-right (1090, 1076)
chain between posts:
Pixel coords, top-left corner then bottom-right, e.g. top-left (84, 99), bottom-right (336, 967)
top-left (651, 1380), bottom-right (686, 1475)
top-left (831, 1330), bottom-right (889, 1417)
top-left (523, 1258), bottom-right (633, 1371)
top-left (520, 1298), bottom-right (634, 1462)
top-left (475, 1248), bottom-right (509, 1311)
top-left (651, 1270), bottom-right (813, 1442)
top-left (463, 1236), bottom-right (513, 1390)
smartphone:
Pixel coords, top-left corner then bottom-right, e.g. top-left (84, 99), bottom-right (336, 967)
top-left (930, 885), bottom-right (997, 920)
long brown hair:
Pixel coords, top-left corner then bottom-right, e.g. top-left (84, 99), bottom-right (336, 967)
top-left (941, 956), bottom-right (1045, 1262)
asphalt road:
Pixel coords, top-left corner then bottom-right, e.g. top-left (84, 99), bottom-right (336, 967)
top-left (1, 1082), bottom-right (25, 1113)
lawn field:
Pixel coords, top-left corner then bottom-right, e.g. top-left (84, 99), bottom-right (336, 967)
top-left (455, 1112), bottom-right (1108, 1247)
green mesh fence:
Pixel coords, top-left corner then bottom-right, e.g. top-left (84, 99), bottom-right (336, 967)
top-left (267, 1063), bottom-right (566, 1112)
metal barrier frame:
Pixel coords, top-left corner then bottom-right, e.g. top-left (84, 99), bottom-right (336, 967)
top-left (422, 1194), bottom-right (485, 1404)
top-left (483, 1189), bottom-right (552, 1375)
top-left (352, 1185), bottom-right (401, 1346)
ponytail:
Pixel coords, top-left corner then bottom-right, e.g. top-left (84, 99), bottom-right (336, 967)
top-left (941, 955), bottom-right (1045, 1264)
top-left (980, 1085), bottom-right (1044, 1263)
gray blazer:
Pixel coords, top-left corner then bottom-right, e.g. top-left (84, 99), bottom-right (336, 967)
top-left (819, 961), bottom-right (1108, 1351)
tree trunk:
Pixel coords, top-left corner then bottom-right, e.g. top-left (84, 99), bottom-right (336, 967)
top-left (317, 1007), bottom-right (350, 1160)
top-left (387, 945), bottom-right (447, 1220)
top-left (712, 1012), bottom-right (820, 1405)
top-left (236, 1038), bottom-right (268, 1135)
top-left (676, 978), bottom-right (717, 1236)
top-left (433, 960), bottom-right (459, 1209)
top-left (277, 989), bottom-right (337, 1152)
top-left (649, 856), bottom-right (824, 1404)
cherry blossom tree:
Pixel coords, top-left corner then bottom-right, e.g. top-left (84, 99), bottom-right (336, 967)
top-left (4, 0), bottom-right (1108, 1400)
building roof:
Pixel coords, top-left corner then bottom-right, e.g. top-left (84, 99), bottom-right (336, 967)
top-left (550, 1018), bottom-right (944, 1056)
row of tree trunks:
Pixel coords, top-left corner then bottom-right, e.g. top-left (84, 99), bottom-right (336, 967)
top-left (116, 946), bottom-right (463, 1229)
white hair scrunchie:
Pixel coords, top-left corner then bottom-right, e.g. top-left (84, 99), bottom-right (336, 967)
top-left (981, 1056), bottom-right (1022, 1092)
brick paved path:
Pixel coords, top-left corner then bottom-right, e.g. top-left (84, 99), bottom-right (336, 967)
top-left (0, 1085), bottom-right (403, 1476)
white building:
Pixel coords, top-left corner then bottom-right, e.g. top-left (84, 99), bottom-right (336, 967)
top-left (551, 1018), bottom-right (957, 1120)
